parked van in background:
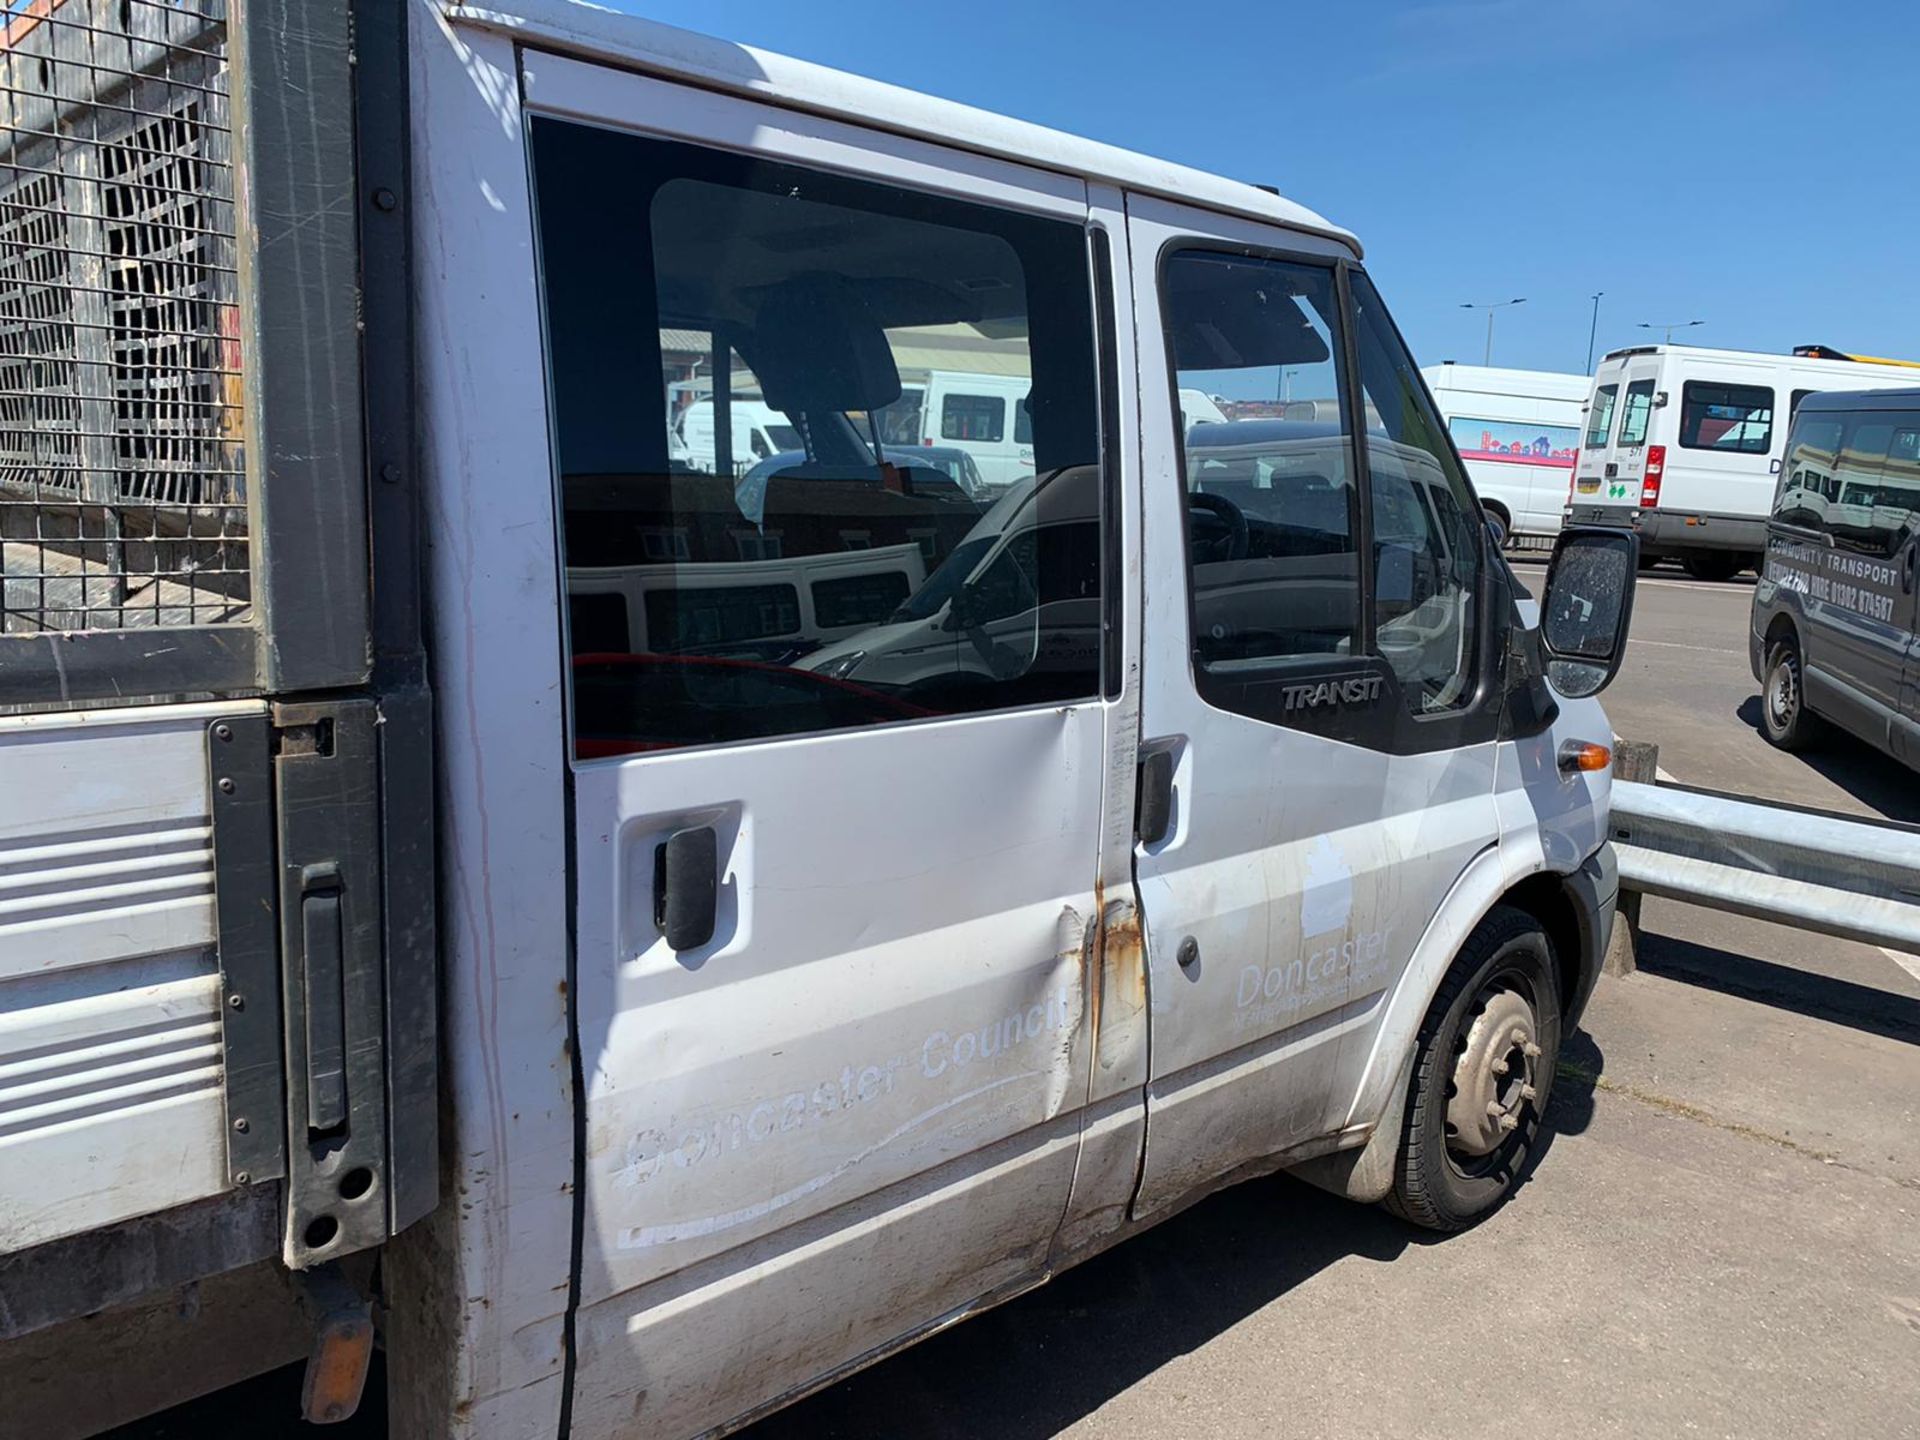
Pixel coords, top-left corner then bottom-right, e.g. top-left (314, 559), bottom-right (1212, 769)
top-left (676, 397), bottom-right (804, 475)
top-left (1568, 344), bottom-right (1920, 581)
top-left (0, 4), bottom-right (1641, 1436)
top-left (1423, 363), bottom-right (1587, 548)
top-left (1751, 388), bottom-right (1920, 763)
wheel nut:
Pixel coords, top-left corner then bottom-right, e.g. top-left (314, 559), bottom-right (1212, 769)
top-left (1520, 1084), bottom-right (1538, 1102)
top-left (1487, 1101), bottom-right (1505, 1118)
top-left (1497, 1113), bottom-right (1520, 1132)
top-left (1491, 1058), bottom-right (1509, 1076)
top-left (1522, 1041), bottom-right (1542, 1059)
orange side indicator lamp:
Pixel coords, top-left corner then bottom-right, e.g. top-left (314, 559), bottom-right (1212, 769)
top-left (1558, 740), bottom-right (1612, 774)
top-left (299, 1268), bottom-right (375, 1425)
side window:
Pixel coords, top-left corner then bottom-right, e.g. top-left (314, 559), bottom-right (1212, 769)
top-left (1161, 250), bottom-right (1360, 717)
top-left (1772, 416), bottom-right (1844, 532)
top-left (1584, 385), bottom-right (1619, 449)
top-left (941, 393), bottom-right (1005, 443)
top-left (1790, 388), bottom-right (1816, 421)
top-left (1617, 379), bottom-right (1656, 447)
top-left (1680, 382), bottom-right (1773, 453)
top-left (531, 121), bottom-right (1104, 756)
top-left (1349, 271), bottom-right (1484, 714)
top-left (1014, 395), bottom-right (1033, 445)
top-left (1829, 416), bottom-right (1911, 558)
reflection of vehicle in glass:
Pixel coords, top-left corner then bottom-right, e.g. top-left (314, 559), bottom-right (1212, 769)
top-left (797, 466), bottom-right (1100, 704)
top-left (1423, 363), bottom-right (1587, 547)
top-left (735, 444), bottom-right (985, 525)
top-left (573, 652), bottom-right (931, 758)
top-left (1569, 344), bottom-right (1920, 581)
top-left (676, 398), bottom-right (804, 475)
top-left (1751, 388), bottom-right (1920, 764)
top-left (567, 545), bottom-right (929, 660)
top-left (921, 370), bottom-right (1035, 491)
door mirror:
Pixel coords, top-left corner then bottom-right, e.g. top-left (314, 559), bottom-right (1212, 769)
top-left (1539, 527), bottom-right (1639, 698)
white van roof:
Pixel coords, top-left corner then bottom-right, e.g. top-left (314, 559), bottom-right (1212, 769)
top-left (1421, 364), bottom-right (1590, 403)
top-left (448, 1), bottom-right (1361, 256)
top-left (1599, 343), bottom-right (1920, 373)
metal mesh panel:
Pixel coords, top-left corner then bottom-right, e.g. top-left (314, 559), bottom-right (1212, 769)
top-left (0, 0), bottom-right (247, 634)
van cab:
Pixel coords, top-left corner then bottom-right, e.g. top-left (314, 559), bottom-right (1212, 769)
top-left (1752, 388), bottom-right (1920, 765)
top-left (0, 3), bottom-right (1640, 1436)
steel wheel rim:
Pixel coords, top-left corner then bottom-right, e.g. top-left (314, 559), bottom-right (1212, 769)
top-left (1444, 969), bottom-right (1541, 1168)
top-left (1767, 652), bottom-right (1799, 731)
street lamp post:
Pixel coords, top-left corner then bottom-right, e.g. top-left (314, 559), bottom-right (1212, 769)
top-left (1460, 298), bottom-right (1527, 366)
top-left (1585, 291), bottom-right (1604, 373)
top-left (1639, 318), bottom-right (1705, 346)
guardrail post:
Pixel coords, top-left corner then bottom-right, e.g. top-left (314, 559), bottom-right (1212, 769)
top-left (1605, 740), bottom-right (1659, 977)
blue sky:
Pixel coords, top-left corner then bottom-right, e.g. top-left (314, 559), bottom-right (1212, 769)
top-left (606, 0), bottom-right (1920, 378)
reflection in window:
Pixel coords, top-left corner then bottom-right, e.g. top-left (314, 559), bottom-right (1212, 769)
top-left (1585, 385), bottom-right (1618, 449)
top-left (531, 121), bottom-right (1104, 756)
top-left (1163, 251), bottom-right (1360, 708)
top-left (1618, 379), bottom-right (1655, 447)
top-left (1680, 382), bottom-right (1773, 453)
top-left (1350, 271), bottom-right (1482, 714)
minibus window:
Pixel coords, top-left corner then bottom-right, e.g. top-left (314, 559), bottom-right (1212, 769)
top-left (531, 120), bottom-right (1106, 754)
top-left (1680, 382), bottom-right (1773, 453)
top-left (1161, 251), bottom-right (1361, 711)
top-left (1014, 396), bottom-right (1033, 445)
top-left (1584, 386), bottom-right (1618, 449)
top-left (942, 394), bottom-right (1006, 443)
top-left (1349, 271), bottom-right (1482, 714)
top-left (1618, 380), bottom-right (1656, 447)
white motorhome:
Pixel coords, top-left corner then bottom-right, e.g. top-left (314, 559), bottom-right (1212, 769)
top-left (0, 4), bottom-right (1639, 1437)
top-left (1423, 363), bottom-right (1588, 547)
top-left (1568, 344), bottom-right (1920, 580)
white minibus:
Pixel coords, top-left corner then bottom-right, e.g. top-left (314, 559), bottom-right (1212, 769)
top-left (1568, 344), bottom-right (1920, 580)
top-left (0, 3), bottom-right (1640, 1435)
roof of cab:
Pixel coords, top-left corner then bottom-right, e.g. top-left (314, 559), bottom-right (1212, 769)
top-left (445, 1), bottom-right (1361, 256)
top-left (1795, 387), bottom-right (1920, 413)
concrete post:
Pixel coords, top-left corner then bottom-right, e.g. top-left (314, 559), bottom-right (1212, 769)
top-left (1604, 739), bottom-right (1659, 977)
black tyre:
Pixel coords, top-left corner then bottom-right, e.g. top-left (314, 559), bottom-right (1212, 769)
top-left (1681, 550), bottom-right (1742, 582)
top-left (1760, 635), bottom-right (1822, 751)
top-left (1384, 906), bottom-right (1561, 1232)
top-left (1638, 552), bottom-right (1662, 572)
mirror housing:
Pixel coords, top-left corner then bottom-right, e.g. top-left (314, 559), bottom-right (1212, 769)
top-left (1539, 526), bottom-right (1639, 698)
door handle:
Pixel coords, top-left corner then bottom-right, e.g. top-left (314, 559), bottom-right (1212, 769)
top-left (655, 826), bottom-right (719, 951)
top-left (1903, 544), bottom-right (1917, 596)
top-left (299, 862), bottom-right (347, 1133)
top-left (1136, 749), bottom-right (1175, 846)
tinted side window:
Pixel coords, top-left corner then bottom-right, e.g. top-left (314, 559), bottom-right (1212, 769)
top-left (942, 394), bottom-right (1005, 443)
top-left (1772, 416), bottom-right (1844, 532)
top-left (1618, 379), bottom-right (1656, 446)
top-left (1680, 382), bottom-right (1773, 453)
top-left (1350, 271), bottom-right (1483, 715)
top-left (1828, 416), bottom-right (1919, 558)
top-left (1162, 251), bottom-right (1360, 715)
top-left (532, 121), bottom-right (1104, 756)
top-left (1584, 385), bottom-right (1618, 449)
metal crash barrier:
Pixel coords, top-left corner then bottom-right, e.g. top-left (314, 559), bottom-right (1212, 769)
top-left (1611, 778), bottom-right (1920, 957)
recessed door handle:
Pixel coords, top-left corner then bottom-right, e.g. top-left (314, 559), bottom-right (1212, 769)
top-left (1136, 749), bottom-right (1174, 846)
top-left (655, 826), bottom-right (718, 951)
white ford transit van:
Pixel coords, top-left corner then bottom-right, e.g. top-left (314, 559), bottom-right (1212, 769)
top-left (0, 3), bottom-right (1638, 1436)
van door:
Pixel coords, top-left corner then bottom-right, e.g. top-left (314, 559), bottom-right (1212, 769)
top-left (1123, 198), bottom-right (1503, 1218)
top-left (525, 58), bottom-right (1125, 1438)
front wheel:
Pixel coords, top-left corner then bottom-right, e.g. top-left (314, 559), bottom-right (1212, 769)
top-left (1385, 906), bottom-right (1561, 1231)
